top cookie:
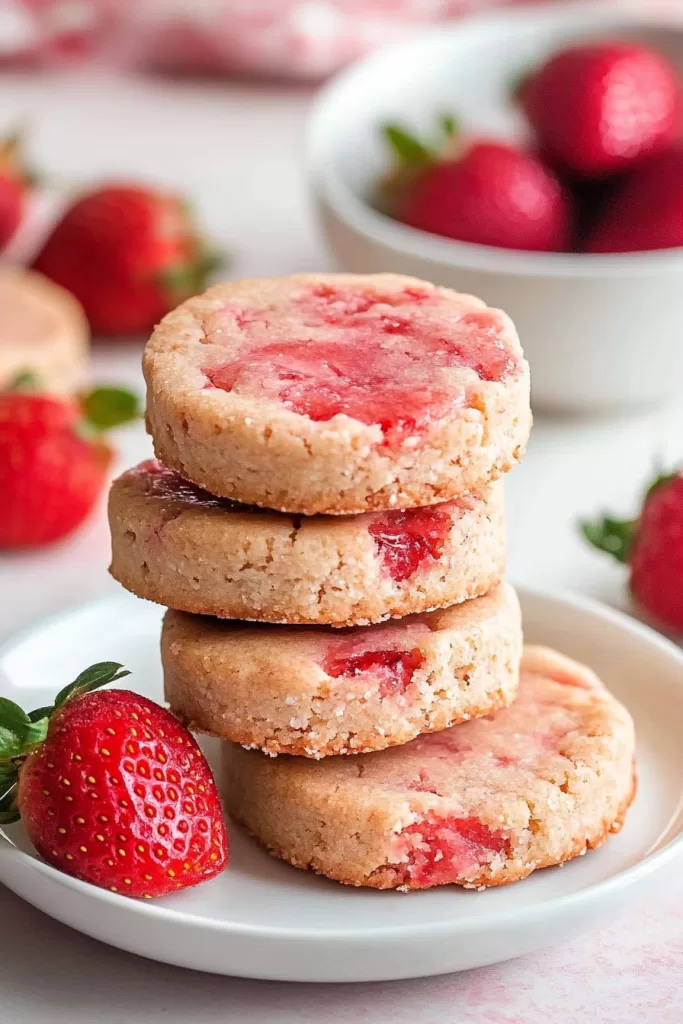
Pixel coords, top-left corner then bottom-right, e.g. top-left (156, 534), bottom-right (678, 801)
top-left (143, 273), bottom-right (531, 515)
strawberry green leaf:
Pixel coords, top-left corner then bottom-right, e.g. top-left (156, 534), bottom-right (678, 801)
top-left (53, 661), bottom-right (130, 709)
top-left (28, 705), bottom-right (52, 723)
top-left (196, 248), bottom-right (226, 282)
top-left (82, 387), bottom-right (141, 432)
top-left (23, 718), bottom-right (49, 747)
top-left (382, 123), bottom-right (433, 167)
top-left (581, 516), bottom-right (637, 565)
top-left (0, 698), bottom-right (49, 759)
top-left (0, 726), bottom-right (23, 761)
top-left (160, 264), bottom-right (198, 300)
top-left (0, 697), bottom-right (30, 733)
top-left (160, 247), bottom-right (227, 302)
top-left (439, 114), bottom-right (458, 139)
top-left (8, 371), bottom-right (38, 392)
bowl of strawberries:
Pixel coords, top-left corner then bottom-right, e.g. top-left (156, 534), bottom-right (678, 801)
top-left (307, 1), bottom-right (683, 414)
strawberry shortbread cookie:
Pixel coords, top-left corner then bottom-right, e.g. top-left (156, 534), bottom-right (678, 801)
top-left (0, 269), bottom-right (89, 394)
top-left (163, 583), bottom-right (521, 758)
top-left (108, 459), bottom-right (506, 626)
top-left (143, 273), bottom-right (531, 514)
top-left (222, 646), bottom-right (635, 887)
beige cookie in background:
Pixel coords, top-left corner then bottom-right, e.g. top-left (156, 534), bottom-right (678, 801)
top-left (222, 646), bottom-right (636, 889)
top-left (163, 583), bottom-right (522, 758)
top-left (0, 268), bottom-right (89, 394)
top-left (109, 460), bottom-right (506, 626)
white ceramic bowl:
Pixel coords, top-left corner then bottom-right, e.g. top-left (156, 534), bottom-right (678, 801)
top-left (307, 1), bottom-right (683, 415)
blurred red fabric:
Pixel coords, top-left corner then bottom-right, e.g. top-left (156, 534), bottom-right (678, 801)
top-left (0, 0), bottom-right (548, 78)
top-left (1, 1), bottom-right (681, 79)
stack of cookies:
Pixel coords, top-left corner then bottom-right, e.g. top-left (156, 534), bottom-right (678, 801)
top-left (109, 272), bottom-right (635, 891)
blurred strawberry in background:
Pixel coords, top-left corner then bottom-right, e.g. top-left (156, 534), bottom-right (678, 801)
top-left (382, 119), bottom-right (572, 252)
top-left (32, 185), bottom-right (219, 337)
top-left (0, 380), bottom-right (139, 547)
top-left (585, 145), bottom-right (683, 253)
top-left (583, 472), bottom-right (683, 634)
top-left (378, 34), bottom-right (683, 256)
top-left (520, 42), bottom-right (680, 178)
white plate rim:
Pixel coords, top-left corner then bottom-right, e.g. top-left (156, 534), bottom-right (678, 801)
top-left (1, 585), bottom-right (683, 944)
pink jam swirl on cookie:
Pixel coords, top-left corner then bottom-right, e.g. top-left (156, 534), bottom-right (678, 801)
top-left (401, 815), bottom-right (510, 885)
top-left (204, 284), bottom-right (515, 444)
top-left (323, 618), bottom-right (430, 697)
top-left (369, 505), bottom-right (453, 582)
top-left (324, 648), bottom-right (424, 698)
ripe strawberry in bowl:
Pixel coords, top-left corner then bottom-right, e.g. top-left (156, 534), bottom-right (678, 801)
top-left (0, 381), bottom-right (139, 548)
top-left (0, 662), bottom-right (228, 898)
top-left (585, 145), bottom-right (683, 253)
top-left (381, 119), bottom-right (573, 252)
top-left (583, 472), bottom-right (683, 634)
top-left (33, 184), bottom-right (221, 338)
top-left (520, 41), bottom-right (680, 179)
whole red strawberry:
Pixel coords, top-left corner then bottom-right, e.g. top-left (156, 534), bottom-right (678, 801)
top-left (33, 185), bottom-right (219, 337)
top-left (0, 132), bottom-right (32, 249)
top-left (382, 121), bottom-right (571, 251)
top-left (521, 42), bottom-right (679, 178)
top-left (0, 383), bottom-right (139, 547)
top-left (0, 663), bottom-right (228, 898)
top-left (585, 145), bottom-right (683, 253)
top-left (583, 473), bottom-right (683, 632)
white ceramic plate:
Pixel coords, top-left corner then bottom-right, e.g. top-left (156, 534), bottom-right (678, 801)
top-left (1, 589), bottom-right (682, 982)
